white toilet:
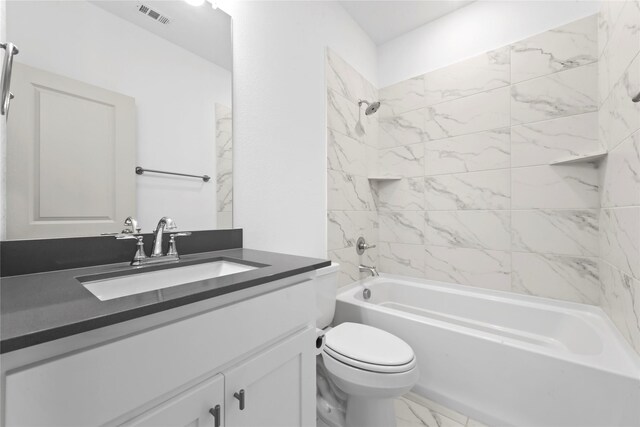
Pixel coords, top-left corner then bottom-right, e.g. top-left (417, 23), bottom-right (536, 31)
top-left (315, 264), bottom-right (419, 427)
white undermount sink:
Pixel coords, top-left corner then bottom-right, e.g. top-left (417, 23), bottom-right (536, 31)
top-left (81, 260), bottom-right (258, 301)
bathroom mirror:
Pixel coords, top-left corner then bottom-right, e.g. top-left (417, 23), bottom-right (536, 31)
top-left (2, 0), bottom-right (232, 240)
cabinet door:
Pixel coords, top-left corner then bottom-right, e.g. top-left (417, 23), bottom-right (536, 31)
top-left (122, 374), bottom-right (224, 427)
top-left (224, 327), bottom-right (316, 427)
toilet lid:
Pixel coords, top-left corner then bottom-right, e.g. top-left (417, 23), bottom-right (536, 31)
top-left (324, 323), bottom-right (415, 372)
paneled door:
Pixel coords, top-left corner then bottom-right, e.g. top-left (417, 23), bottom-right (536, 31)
top-left (6, 62), bottom-right (136, 239)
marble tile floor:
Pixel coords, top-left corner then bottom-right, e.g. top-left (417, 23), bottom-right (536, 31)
top-left (395, 392), bottom-right (490, 427)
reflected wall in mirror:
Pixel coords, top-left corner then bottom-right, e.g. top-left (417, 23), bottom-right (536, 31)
top-left (3, 0), bottom-right (232, 240)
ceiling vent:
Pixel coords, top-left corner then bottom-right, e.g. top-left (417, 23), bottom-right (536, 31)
top-left (137, 4), bottom-right (170, 25)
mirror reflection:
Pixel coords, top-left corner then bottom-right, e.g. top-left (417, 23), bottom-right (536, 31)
top-left (3, 0), bottom-right (232, 240)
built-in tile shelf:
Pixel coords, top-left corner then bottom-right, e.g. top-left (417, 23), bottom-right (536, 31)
top-left (549, 150), bottom-right (608, 166)
top-left (367, 176), bottom-right (402, 182)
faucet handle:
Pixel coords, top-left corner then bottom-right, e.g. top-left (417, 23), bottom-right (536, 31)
top-left (123, 216), bottom-right (141, 234)
top-left (170, 232), bottom-right (192, 238)
top-left (115, 233), bottom-right (141, 240)
top-left (356, 236), bottom-right (376, 255)
top-left (115, 234), bottom-right (148, 265)
top-left (167, 232), bottom-right (192, 257)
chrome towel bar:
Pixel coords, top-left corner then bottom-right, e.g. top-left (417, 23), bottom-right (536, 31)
top-left (135, 166), bottom-right (211, 182)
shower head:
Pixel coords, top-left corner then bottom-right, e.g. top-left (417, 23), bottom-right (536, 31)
top-left (358, 99), bottom-right (381, 115)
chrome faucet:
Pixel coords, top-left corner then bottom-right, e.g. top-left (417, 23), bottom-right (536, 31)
top-left (359, 264), bottom-right (379, 277)
top-left (151, 217), bottom-right (177, 257)
top-left (115, 216), bottom-right (191, 266)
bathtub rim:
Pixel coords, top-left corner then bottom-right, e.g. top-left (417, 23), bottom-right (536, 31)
top-left (336, 273), bottom-right (640, 378)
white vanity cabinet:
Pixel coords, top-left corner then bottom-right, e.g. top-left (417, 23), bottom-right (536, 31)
top-left (224, 328), bottom-right (315, 427)
top-left (123, 374), bottom-right (225, 427)
top-left (122, 328), bottom-right (315, 427)
top-left (1, 276), bottom-right (317, 427)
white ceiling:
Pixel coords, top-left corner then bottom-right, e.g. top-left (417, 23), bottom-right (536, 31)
top-left (91, 0), bottom-right (232, 71)
top-left (340, 0), bottom-right (474, 45)
top-left (88, 1), bottom-right (472, 70)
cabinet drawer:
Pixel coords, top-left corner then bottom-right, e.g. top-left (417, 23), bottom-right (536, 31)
top-left (4, 279), bottom-right (314, 426)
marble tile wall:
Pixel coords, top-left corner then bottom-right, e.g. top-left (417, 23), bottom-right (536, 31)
top-left (326, 49), bottom-right (379, 286)
top-left (377, 14), bottom-right (603, 305)
top-left (324, 11), bottom-right (640, 355)
top-left (215, 103), bottom-right (233, 229)
top-left (597, 0), bottom-right (640, 354)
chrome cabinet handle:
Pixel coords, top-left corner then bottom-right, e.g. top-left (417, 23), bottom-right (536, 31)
top-left (234, 389), bottom-right (245, 410)
top-left (1, 42), bottom-right (19, 116)
top-left (209, 405), bottom-right (221, 427)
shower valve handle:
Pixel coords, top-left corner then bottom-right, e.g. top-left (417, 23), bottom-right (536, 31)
top-left (356, 236), bottom-right (376, 255)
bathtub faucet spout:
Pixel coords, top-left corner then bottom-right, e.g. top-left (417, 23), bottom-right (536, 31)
top-left (359, 264), bottom-right (379, 277)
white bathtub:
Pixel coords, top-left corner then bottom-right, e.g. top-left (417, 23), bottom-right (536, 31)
top-left (333, 275), bottom-right (640, 427)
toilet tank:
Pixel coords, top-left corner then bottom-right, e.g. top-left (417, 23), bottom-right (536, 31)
top-left (314, 263), bottom-right (339, 329)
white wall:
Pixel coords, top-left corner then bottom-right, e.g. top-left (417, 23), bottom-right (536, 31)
top-left (224, 0), bottom-right (377, 257)
top-left (224, 0), bottom-right (602, 258)
top-left (6, 1), bottom-right (231, 233)
top-left (378, 0), bottom-right (600, 87)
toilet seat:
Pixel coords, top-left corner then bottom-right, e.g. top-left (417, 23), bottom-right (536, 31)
top-left (321, 345), bottom-right (420, 399)
top-left (323, 323), bottom-right (416, 373)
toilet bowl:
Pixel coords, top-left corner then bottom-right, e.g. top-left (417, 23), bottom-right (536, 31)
top-left (321, 322), bottom-right (419, 427)
top-left (314, 264), bottom-right (419, 427)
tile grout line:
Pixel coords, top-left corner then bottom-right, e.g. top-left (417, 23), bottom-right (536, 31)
top-left (382, 42), bottom-right (597, 110)
top-left (381, 69), bottom-right (596, 124)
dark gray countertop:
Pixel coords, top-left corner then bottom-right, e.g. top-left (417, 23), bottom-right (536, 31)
top-left (0, 248), bottom-right (330, 354)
